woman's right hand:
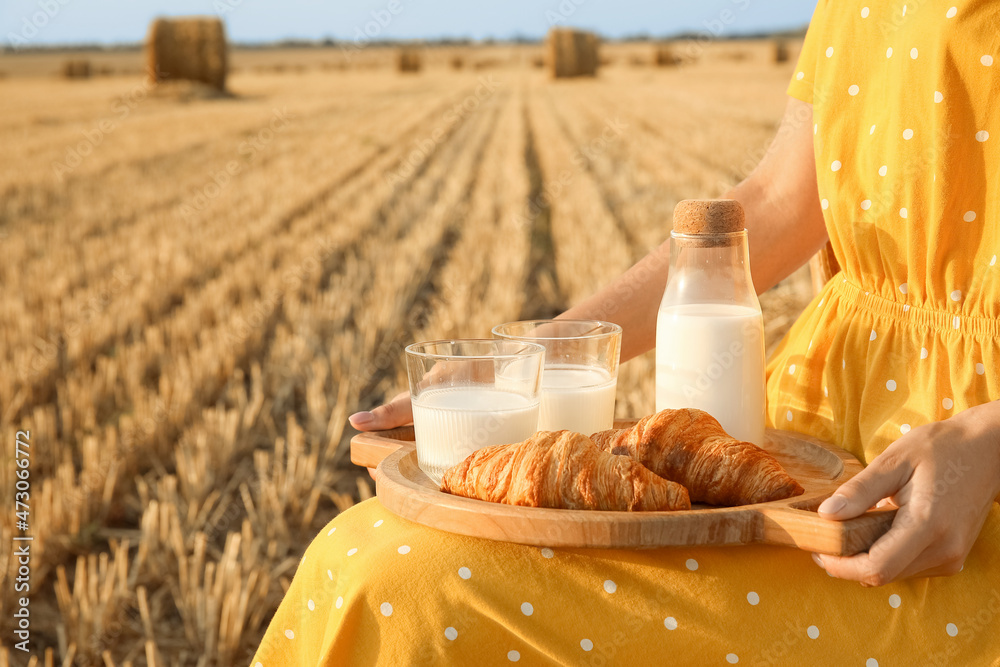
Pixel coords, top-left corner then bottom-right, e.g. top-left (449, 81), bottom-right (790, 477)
top-left (349, 390), bottom-right (413, 432)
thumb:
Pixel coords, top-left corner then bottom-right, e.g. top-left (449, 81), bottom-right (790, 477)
top-left (817, 455), bottom-right (910, 520)
top-left (349, 391), bottom-right (412, 431)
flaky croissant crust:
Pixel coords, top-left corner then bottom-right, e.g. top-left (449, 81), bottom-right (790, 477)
top-left (591, 409), bottom-right (804, 506)
top-left (441, 430), bottom-right (690, 512)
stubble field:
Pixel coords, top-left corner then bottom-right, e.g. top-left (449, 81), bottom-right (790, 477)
top-left (0, 40), bottom-right (812, 665)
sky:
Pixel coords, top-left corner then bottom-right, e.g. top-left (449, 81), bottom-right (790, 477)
top-left (1, 0), bottom-right (815, 47)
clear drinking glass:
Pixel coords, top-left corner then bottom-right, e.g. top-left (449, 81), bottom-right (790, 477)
top-left (492, 320), bottom-right (621, 435)
top-left (405, 339), bottom-right (545, 484)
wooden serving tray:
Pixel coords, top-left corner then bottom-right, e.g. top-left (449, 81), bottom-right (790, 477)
top-left (351, 421), bottom-right (895, 556)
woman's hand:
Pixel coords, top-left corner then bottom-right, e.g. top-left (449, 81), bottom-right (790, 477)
top-left (812, 402), bottom-right (1000, 585)
top-left (349, 390), bottom-right (413, 432)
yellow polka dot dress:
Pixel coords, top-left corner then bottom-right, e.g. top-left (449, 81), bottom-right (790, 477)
top-left (252, 3), bottom-right (1000, 665)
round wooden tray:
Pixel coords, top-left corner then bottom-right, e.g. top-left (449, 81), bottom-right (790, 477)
top-left (352, 422), bottom-right (895, 555)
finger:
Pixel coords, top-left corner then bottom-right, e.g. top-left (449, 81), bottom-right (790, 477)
top-left (368, 467), bottom-right (377, 481)
top-left (349, 391), bottom-right (412, 431)
top-left (815, 505), bottom-right (934, 586)
top-left (817, 455), bottom-right (912, 520)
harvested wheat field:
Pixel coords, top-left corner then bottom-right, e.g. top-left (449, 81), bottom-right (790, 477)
top-left (0, 40), bottom-right (812, 665)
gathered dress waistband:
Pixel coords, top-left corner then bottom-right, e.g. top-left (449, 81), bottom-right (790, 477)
top-left (828, 273), bottom-right (1000, 337)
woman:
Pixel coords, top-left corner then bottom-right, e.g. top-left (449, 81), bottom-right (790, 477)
top-left (253, 1), bottom-right (1000, 663)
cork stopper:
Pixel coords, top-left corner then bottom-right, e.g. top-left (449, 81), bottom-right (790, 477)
top-left (672, 199), bottom-right (745, 235)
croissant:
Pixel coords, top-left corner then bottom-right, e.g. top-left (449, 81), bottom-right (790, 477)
top-left (440, 430), bottom-right (690, 511)
top-left (591, 409), bottom-right (803, 506)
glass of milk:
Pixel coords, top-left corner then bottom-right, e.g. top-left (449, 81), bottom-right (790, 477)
top-left (492, 320), bottom-right (621, 434)
top-left (405, 339), bottom-right (545, 484)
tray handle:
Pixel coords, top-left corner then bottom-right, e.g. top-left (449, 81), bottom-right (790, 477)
top-left (758, 505), bottom-right (896, 556)
top-left (350, 427), bottom-right (415, 470)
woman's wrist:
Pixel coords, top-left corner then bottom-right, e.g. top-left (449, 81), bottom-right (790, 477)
top-left (950, 399), bottom-right (1000, 502)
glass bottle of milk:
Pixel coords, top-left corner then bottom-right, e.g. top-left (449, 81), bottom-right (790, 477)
top-left (655, 199), bottom-right (765, 445)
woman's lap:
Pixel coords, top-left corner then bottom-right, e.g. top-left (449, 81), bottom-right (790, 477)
top-left (252, 499), bottom-right (1000, 666)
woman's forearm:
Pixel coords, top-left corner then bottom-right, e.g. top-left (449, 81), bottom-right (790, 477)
top-left (560, 98), bottom-right (828, 363)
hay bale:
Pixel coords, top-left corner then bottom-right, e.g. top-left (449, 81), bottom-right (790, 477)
top-left (547, 28), bottom-right (599, 78)
top-left (774, 40), bottom-right (790, 64)
top-left (449, 55), bottom-right (465, 70)
top-left (396, 49), bottom-right (422, 73)
top-left (654, 45), bottom-right (681, 67)
top-left (62, 60), bottom-right (91, 79)
top-left (531, 55), bottom-right (545, 69)
top-left (146, 17), bottom-right (228, 90)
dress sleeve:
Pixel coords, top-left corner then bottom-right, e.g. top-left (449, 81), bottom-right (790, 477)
top-left (786, 0), bottom-right (830, 104)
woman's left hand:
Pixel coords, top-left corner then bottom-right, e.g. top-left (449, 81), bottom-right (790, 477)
top-left (812, 402), bottom-right (1000, 585)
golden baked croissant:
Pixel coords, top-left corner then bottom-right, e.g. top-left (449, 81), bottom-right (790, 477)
top-left (440, 430), bottom-right (690, 511)
top-left (591, 409), bottom-right (803, 506)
